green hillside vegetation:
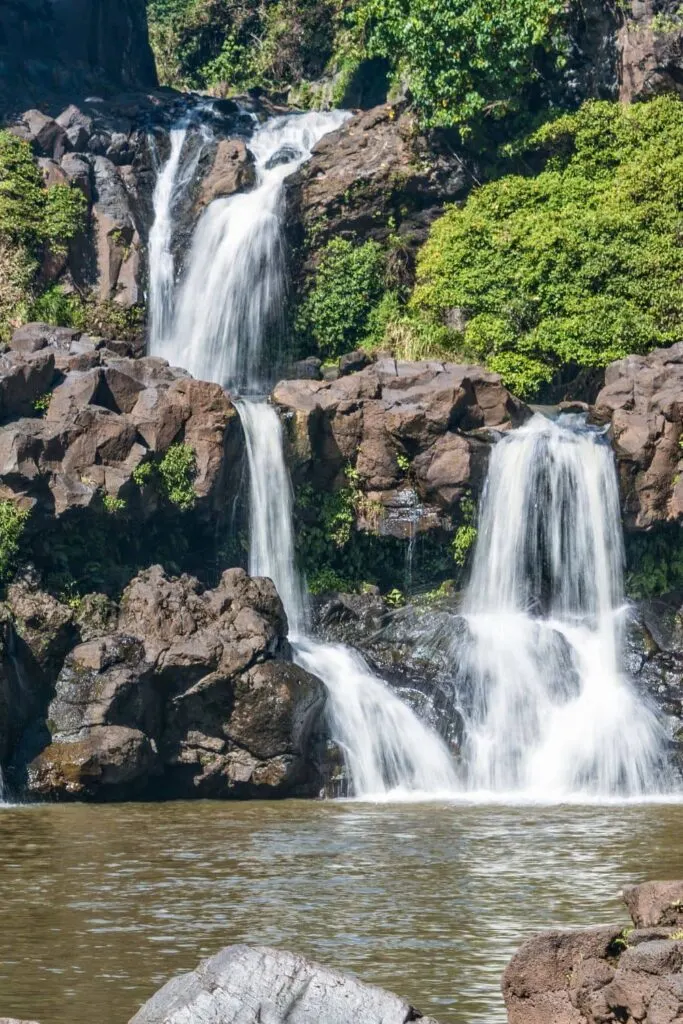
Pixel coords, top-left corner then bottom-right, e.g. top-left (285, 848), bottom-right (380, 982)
top-left (297, 96), bottom-right (683, 400)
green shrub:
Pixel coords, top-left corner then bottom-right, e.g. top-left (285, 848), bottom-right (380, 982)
top-left (411, 96), bottom-right (683, 399)
top-left (347, 0), bottom-right (570, 133)
top-left (158, 443), bottom-right (197, 510)
top-left (28, 287), bottom-right (87, 329)
top-left (625, 528), bottom-right (683, 599)
top-left (0, 500), bottom-right (30, 583)
top-left (451, 494), bottom-right (477, 567)
top-left (43, 185), bottom-right (88, 254)
top-left (297, 238), bottom-right (386, 358)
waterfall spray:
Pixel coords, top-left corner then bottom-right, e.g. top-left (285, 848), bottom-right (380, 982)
top-left (457, 413), bottom-right (670, 798)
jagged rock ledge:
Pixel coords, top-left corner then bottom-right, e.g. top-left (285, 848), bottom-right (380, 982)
top-left (2, 566), bottom-right (328, 801)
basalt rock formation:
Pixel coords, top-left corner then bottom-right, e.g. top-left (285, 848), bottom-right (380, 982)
top-left (3, 565), bottom-right (327, 801)
top-left (129, 944), bottom-right (443, 1024)
top-left (285, 103), bottom-right (474, 285)
top-left (0, 0), bottom-right (157, 115)
top-left (274, 356), bottom-right (529, 540)
top-left (593, 342), bottom-right (683, 530)
top-left (0, 322), bottom-right (242, 531)
top-left (503, 879), bottom-right (683, 1024)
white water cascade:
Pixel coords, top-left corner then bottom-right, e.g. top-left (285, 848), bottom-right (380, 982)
top-left (148, 116), bottom-right (213, 352)
top-left (150, 110), bottom-right (459, 799)
top-left (458, 413), bottom-right (670, 799)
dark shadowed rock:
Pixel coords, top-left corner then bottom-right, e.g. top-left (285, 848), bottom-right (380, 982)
top-left (128, 944), bottom-right (443, 1024)
top-left (24, 567), bottom-right (327, 801)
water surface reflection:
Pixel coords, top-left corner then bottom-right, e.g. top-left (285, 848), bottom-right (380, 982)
top-left (1, 800), bottom-right (683, 1023)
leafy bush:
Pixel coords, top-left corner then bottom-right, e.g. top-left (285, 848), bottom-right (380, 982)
top-left (346, 0), bottom-right (570, 132)
top-left (158, 443), bottom-right (197, 510)
top-left (297, 238), bottom-right (386, 358)
top-left (626, 528), bottom-right (683, 599)
top-left (0, 500), bottom-right (30, 584)
top-left (147, 0), bottom-right (337, 91)
top-left (410, 96), bottom-right (683, 398)
top-left (0, 131), bottom-right (87, 335)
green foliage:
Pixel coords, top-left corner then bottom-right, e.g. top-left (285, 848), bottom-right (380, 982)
top-left (307, 566), bottom-right (353, 594)
top-left (297, 238), bottom-right (386, 359)
top-left (452, 494), bottom-right (477, 567)
top-left (0, 500), bottom-right (30, 584)
top-left (412, 96), bottom-right (683, 399)
top-left (625, 527), bottom-right (683, 599)
top-left (132, 461), bottom-right (154, 486)
top-left (102, 494), bottom-right (127, 515)
top-left (32, 392), bottom-right (52, 415)
top-left (28, 287), bottom-right (87, 329)
top-left (0, 131), bottom-right (87, 333)
top-left (158, 443), bottom-right (197, 510)
top-left (147, 0), bottom-right (337, 92)
top-left (348, 0), bottom-right (570, 132)
top-left (385, 587), bottom-right (404, 607)
top-left (42, 185), bottom-right (87, 254)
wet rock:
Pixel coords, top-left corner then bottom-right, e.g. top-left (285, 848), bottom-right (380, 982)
top-left (593, 342), bottom-right (683, 529)
top-left (24, 567), bottom-right (327, 801)
top-left (128, 944), bottom-right (443, 1024)
top-left (503, 880), bottom-right (683, 1024)
top-left (273, 359), bottom-right (528, 538)
top-left (28, 725), bottom-right (159, 799)
top-left (287, 104), bottom-right (473, 281)
top-left (197, 139), bottom-right (256, 210)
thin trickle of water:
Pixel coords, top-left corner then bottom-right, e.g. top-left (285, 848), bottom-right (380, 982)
top-left (150, 109), bottom-right (457, 799)
top-left (458, 413), bottom-right (670, 798)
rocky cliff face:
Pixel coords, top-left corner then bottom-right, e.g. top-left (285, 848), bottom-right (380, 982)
top-left (0, 0), bottom-right (157, 114)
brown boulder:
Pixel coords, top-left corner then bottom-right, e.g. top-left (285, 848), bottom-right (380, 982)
top-left (197, 139), bottom-right (255, 210)
top-left (27, 725), bottom-right (158, 799)
top-left (274, 359), bottom-right (527, 538)
top-left (287, 104), bottom-right (471, 276)
top-left (25, 567), bottom-right (327, 801)
top-left (623, 881), bottom-right (683, 929)
top-left (592, 343), bottom-right (683, 529)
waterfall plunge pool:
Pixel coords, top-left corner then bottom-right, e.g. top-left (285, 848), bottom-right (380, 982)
top-left (1, 799), bottom-right (683, 1024)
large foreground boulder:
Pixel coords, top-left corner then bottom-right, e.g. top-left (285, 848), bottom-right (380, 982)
top-left (129, 945), bottom-right (442, 1024)
top-left (593, 342), bottom-right (683, 529)
top-left (503, 879), bottom-right (683, 1024)
top-left (19, 567), bottom-right (327, 800)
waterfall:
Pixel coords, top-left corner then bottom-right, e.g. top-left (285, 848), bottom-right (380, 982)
top-left (150, 109), bottom-right (459, 799)
top-left (148, 115), bottom-right (213, 354)
top-left (458, 413), bottom-right (669, 798)
top-left (154, 110), bottom-right (348, 392)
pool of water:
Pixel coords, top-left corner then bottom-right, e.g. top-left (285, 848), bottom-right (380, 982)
top-left (1, 799), bottom-right (683, 1024)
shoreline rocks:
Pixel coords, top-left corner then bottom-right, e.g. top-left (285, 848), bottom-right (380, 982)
top-left (3, 566), bottom-right (329, 802)
top-left (129, 944), bottom-right (443, 1024)
top-left (503, 879), bottom-right (683, 1024)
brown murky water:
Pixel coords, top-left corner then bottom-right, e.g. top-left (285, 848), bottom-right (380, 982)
top-left (1, 799), bottom-right (683, 1024)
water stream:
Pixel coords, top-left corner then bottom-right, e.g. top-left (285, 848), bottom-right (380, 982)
top-left (150, 109), bottom-right (458, 798)
top-left (457, 413), bottom-right (670, 798)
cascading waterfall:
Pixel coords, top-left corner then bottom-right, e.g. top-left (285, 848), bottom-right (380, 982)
top-left (148, 115), bottom-right (213, 353)
top-left (458, 413), bottom-right (670, 798)
top-left (150, 109), bottom-right (459, 799)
